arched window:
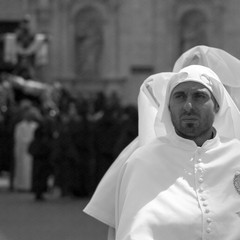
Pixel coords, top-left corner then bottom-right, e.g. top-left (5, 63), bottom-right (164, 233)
top-left (75, 6), bottom-right (104, 78)
top-left (179, 9), bottom-right (208, 54)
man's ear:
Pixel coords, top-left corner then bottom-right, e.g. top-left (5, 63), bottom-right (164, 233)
top-left (211, 94), bottom-right (219, 113)
top-left (214, 102), bottom-right (220, 113)
top-left (168, 104), bottom-right (172, 113)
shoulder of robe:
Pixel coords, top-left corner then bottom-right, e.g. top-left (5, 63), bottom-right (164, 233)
top-left (219, 136), bottom-right (240, 149)
top-left (124, 137), bottom-right (169, 166)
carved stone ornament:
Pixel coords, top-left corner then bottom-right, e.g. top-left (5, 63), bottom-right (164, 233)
top-left (233, 171), bottom-right (240, 195)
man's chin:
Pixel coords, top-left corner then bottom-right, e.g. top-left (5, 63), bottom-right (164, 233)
top-left (175, 128), bottom-right (198, 139)
top-left (181, 121), bottom-right (199, 129)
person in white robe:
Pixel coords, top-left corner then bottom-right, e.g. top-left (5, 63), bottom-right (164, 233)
top-left (83, 46), bottom-right (240, 239)
top-left (13, 107), bottom-right (40, 191)
top-left (115, 64), bottom-right (240, 239)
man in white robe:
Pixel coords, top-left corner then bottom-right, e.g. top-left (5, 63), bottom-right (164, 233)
top-left (84, 47), bottom-right (240, 239)
top-left (115, 65), bottom-right (240, 239)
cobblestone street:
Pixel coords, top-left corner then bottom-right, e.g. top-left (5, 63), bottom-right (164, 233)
top-left (0, 178), bottom-right (107, 240)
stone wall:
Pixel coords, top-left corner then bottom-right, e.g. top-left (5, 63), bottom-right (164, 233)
top-left (0, 0), bottom-right (240, 105)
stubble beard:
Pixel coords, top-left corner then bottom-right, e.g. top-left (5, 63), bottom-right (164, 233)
top-left (175, 119), bottom-right (214, 141)
top-left (176, 121), bottom-right (200, 139)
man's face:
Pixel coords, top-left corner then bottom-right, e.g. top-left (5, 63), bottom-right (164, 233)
top-left (169, 81), bottom-right (219, 139)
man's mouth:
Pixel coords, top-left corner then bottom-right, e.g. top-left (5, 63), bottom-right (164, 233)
top-left (181, 116), bottom-right (199, 127)
top-left (181, 116), bottom-right (198, 122)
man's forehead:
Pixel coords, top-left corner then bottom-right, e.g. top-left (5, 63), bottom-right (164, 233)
top-left (171, 81), bottom-right (211, 94)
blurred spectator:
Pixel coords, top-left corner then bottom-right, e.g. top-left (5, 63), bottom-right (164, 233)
top-left (68, 101), bottom-right (91, 197)
top-left (92, 93), bottom-right (122, 187)
top-left (13, 105), bottom-right (41, 191)
top-left (8, 99), bottom-right (33, 190)
top-left (51, 100), bottom-right (91, 197)
top-left (113, 105), bottom-right (138, 157)
top-left (0, 112), bottom-right (6, 173)
top-left (29, 119), bottom-right (53, 201)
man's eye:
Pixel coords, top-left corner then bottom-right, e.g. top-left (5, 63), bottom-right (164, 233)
top-left (174, 94), bottom-right (185, 100)
top-left (194, 93), bottom-right (207, 99)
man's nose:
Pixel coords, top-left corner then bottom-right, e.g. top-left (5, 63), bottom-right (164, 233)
top-left (183, 98), bottom-right (193, 112)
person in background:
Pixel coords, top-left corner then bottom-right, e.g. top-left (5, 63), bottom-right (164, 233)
top-left (28, 118), bottom-right (52, 201)
top-left (65, 101), bottom-right (91, 198)
top-left (92, 93), bottom-right (122, 187)
top-left (113, 105), bottom-right (138, 158)
top-left (13, 105), bottom-right (40, 191)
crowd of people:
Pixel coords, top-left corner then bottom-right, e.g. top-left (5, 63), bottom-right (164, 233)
top-left (0, 75), bottom-right (138, 201)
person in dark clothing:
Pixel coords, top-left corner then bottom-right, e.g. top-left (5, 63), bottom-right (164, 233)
top-left (92, 96), bottom-right (122, 187)
top-left (0, 112), bottom-right (7, 173)
top-left (67, 102), bottom-right (91, 197)
top-left (52, 101), bottom-right (91, 198)
top-left (28, 120), bottom-right (52, 201)
top-left (113, 105), bottom-right (138, 158)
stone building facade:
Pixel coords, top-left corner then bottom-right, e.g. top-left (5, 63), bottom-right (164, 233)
top-left (0, 0), bottom-right (240, 104)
